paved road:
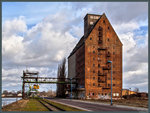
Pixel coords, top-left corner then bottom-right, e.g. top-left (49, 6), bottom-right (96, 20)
top-left (48, 99), bottom-right (144, 111)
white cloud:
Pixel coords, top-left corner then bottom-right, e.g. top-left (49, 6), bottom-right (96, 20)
top-left (3, 16), bottom-right (27, 37)
top-left (2, 15), bottom-right (78, 68)
top-left (2, 35), bottom-right (24, 59)
top-left (2, 2), bottom-right (148, 92)
top-left (114, 21), bottom-right (148, 92)
top-left (70, 25), bottom-right (83, 38)
top-left (114, 21), bottom-right (139, 34)
top-left (2, 14), bottom-right (78, 91)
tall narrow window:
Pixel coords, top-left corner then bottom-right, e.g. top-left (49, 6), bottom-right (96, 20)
top-left (98, 26), bottom-right (102, 31)
top-left (98, 26), bottom-right (103, 45)
top-left (93, 77), bottom-right (95, 80)
top-left (90, 16), bottom-right (94, 19)
top-left (90, 21), bottom-right (94, 25)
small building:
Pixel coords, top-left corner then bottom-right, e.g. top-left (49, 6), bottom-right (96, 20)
top-left (1, 94), bottom-right (5, 97)
top-left (17, 93), bottom-right (22, 96)
top-left (137, 92), bottom-right (148, 98)
top-left (7, 94), bottom-right (13, 97)
top-left (122, 89), bottom-right (137, 96)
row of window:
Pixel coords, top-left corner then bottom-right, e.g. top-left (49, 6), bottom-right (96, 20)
top-left (89, 83), bottom-right (116, 87)
top-left (88, 70), bottom-right (116, 75)
top-left (88, 70), bottom-right (116, 77)
top-left (90, 16), bottom-right (99, 19)
top-left (113, 93), bottom-right (119, 96)
top-left (88, 92), bottom-right (119, 96)
top-left (93, 64), bottom-right (101, 67)
top-left (90, 38), bottom-right (111, 42)
top-left (89, 92), bottom-right (110, 96)
top-left (92, 50), bottom-right (115, 55)
top-left (108, 77), bottom-right (116, 80)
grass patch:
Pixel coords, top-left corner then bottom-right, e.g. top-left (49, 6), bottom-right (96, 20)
top-left (22, 99), bottom-right (49, 111)
top-left (44, 99), bottom-right (85, 111)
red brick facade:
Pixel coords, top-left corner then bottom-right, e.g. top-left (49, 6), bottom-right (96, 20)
top-left (68, 13), bottom-right (122, 99)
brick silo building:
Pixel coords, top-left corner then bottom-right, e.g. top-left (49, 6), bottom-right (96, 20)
top-left (68, 13), bottom-right (122, 99)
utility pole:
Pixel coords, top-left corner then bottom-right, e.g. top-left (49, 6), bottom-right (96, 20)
top-left (22, 71), bottom-right (25, 99)
top-left (107, 60), bottom-right (113, 105)
top-left (22, 81), bottom-right (25, 99)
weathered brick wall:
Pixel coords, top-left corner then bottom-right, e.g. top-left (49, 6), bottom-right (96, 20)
top-left (85, 14), bottom-right (122, 98)
top-left (84, 14), bottom-right (101, 37)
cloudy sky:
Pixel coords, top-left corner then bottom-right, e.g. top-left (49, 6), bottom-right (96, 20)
top-left (2, 2), bottom-right (148, 93)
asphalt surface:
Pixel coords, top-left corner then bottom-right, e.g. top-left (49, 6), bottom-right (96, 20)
top-left (48, 99), bottom-right (141, 111)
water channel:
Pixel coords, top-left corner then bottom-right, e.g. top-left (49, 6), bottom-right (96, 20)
top-left (2, 98), bottom-right (22, 106)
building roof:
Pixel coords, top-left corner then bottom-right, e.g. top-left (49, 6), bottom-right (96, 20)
top-left (68, 14), bottom-right (103, 58)
top-left (68, 36), bottom-right (85, 58)
top-left (84, 13), bottom-right (101, 19)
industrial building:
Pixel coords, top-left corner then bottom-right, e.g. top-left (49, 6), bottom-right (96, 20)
top-left (68, 13), bottom-right (122, 99)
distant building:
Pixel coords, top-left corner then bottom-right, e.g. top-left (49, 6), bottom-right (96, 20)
top-left (122, 89), bottom-right (137, 96)
top-left (1, 94), bottom-right (5, 97)
top-left (137, 92), bottom-right (148, 98)
top-left (17, 93), bottom-right (22, 96)
top-left (68, 13), bottom-right (122, 99)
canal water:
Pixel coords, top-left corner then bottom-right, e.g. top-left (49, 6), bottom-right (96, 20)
top-left (2, 98), bottom-right (22, 106)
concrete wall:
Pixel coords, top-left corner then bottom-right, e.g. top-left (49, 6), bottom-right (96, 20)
top-left (76, 44), bottom-right (85, 88)
top-left (68, 53), bottom-right (76, 79)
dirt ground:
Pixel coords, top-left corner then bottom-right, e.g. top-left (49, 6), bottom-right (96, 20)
top-left (2, 99), bottom-right (29, 111)
top-left (84, 98), bottom-right (148, 108)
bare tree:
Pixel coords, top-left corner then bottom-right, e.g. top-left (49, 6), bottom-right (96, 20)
top-left (56, 58), bottom-right (66, 98)
top-left (3, 90), bottom-right (8, 95)
top-left (134, 87), bottom-right (139, 93)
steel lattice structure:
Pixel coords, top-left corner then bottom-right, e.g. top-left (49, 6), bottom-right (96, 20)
top-left (21, 70), bottom-right (78, 98)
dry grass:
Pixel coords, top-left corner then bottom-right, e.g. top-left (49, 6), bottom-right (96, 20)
top-left (83, 98), bottom-right (148, 108)
top-left (2, 99), bottom-right (29, 111)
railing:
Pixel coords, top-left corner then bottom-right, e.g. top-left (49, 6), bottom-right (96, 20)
top-left (98, 33), bottom-right (102, 37)
top-left (103, 66), bottom-right (111, 70)
top-left (98, 80), bottom-right (105, 83)
top-left (98, 40), bottom-right (102, 44)
top-left (98, 73), bottom-right (104, 76)
top-left (106, 52), bottom-right (110, 57)
top-left (98, 27), bottom-right (103, 31)
top-left (97, 47), bottom-right (106, 51)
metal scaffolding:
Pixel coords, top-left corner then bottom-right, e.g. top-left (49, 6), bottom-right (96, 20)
top-left (21, 70), bottom-right (78, 98)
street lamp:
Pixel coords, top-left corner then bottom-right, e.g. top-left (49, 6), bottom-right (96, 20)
top-left (107, 60), bottom-right (113, 106)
